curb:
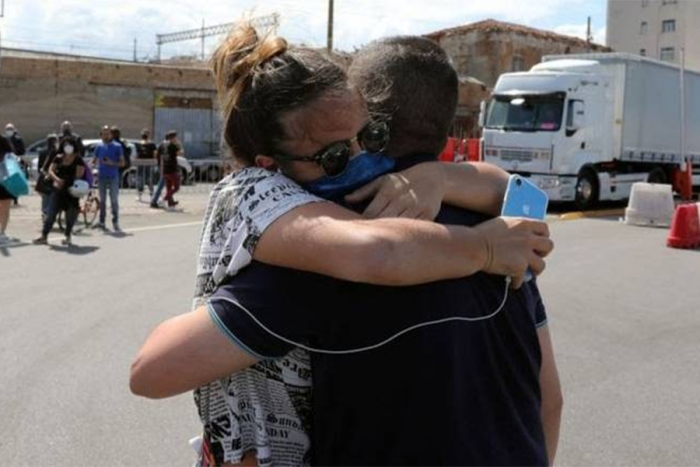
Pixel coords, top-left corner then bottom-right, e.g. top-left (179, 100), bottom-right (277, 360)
top-left (559, 209), bottom-right (625, 221)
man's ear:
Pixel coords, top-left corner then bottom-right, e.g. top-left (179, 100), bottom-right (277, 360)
top-left (255, 155), bottom-right (278, 170)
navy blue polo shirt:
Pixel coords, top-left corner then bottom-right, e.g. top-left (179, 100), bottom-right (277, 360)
top-left (208, 156), bottom-right (549, 466)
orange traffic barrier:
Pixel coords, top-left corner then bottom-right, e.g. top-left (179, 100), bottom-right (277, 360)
top-left (467, 138), bottom-right (480, 162)
top-left (667, 203), bottom-right (700, 249)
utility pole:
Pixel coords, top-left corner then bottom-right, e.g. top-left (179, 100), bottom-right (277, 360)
top-left (0, 0), bottom-right (5, 75)
top-left (201, 19), bottom-right (205, 61)
top-left (586, 16), bottom-right (592, 52)
top-left (133, 38), bottom-right (137, 62)
top-left (327, 0), bottom-right (334, 54)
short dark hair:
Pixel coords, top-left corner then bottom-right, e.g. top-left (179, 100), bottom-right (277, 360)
top-left (211, 22), bottom-right (347, 166)
top-left (348, 36), bottom-right (458, 157)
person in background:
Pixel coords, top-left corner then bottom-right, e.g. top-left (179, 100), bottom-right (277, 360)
top-left (162, 130), bottom-right (182, 208)
top-left (136, 129), bottom-right (157, 202)
top-left (0, 136), bottom-right (20, 245)
top-left (110, 126), bottom-right (131, 174)
top-left (37, 133), bottom-right (60, 221)
top-left (60, 120), bottom-right (85, 157)
top-left (4, 124), bottom-right (25, 206)
top-left (150, 131), bottom-right (180, 208)
top-left (94, 125), bottom-right (124, 231)
top-left (4, 123), bottom-right (25, 157)
top-left (32, 136), bottom-right (86, 246)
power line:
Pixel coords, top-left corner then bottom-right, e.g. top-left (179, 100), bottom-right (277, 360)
top-left (155, 13), bottom-right (280, 62)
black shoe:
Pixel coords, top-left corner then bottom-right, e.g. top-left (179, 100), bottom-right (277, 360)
top-left (150, 203), bottom-right (160, 209)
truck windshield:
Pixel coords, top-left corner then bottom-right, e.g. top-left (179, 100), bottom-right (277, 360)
top-left (485, 94), bottom-right (564, 132)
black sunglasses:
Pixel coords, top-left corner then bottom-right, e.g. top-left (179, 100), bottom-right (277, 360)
top-left (275, 120), bottom-right (390, 177)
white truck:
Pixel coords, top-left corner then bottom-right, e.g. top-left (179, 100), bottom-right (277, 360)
top-left (480, 53), bottom-right (700, 208)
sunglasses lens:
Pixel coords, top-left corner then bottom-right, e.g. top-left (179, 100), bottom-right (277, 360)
top-left (320, 143), bottom-right (351, 177)
top-left (360, 121), bottom-right (390, 153)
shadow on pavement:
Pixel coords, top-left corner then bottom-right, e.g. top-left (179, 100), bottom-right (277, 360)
top-left (0, 240), bottom-right (31, 257)
top-left (48, 244), bottom-right (101, 256)
top-left (106, 231), bottom-right (133, 239)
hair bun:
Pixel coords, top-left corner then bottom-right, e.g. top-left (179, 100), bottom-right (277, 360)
top-left (212, 23), bottom-right (288, 104)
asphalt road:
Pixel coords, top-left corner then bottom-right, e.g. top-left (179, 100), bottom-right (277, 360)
top-left (0, 222), bottom-right (204, 466)
top-left (1, 196), bottom-right (699, 466)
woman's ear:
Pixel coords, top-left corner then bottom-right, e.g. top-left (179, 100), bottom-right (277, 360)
top-left (255, 155), bottom-right (278, 170)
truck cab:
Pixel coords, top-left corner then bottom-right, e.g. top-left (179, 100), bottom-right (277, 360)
top-left (482, 59), bottom-right (612, 207)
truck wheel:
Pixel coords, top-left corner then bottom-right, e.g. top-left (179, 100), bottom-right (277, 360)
top-left (575, 169), bottom-right (599, 210)
top-left (647, 167), bottom-right (668, 184)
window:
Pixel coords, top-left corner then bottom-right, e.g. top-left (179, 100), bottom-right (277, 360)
top-left (640, 21), bottom-right (648, 35)
top-left (660, 47), bottom-right (675, 62)
top-left (512, 55), bottom-right (525, 72)
top-left (662, 19), bottom-right (676, 33)
top-left (640, 48), bottom-right (646, 56)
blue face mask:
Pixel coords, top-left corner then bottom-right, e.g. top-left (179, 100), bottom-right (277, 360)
top-left (303, 152), bottom-right (395, 201)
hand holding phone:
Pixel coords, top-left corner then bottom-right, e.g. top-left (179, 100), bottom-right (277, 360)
top-left (501, 175), bottom-right (549, 282)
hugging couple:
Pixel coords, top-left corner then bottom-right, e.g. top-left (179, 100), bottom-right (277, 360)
top-left (131, 21), bottom-right (561, 467)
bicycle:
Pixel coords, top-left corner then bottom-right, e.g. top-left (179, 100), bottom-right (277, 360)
top-left (57, 187), bottom-right (100, 233)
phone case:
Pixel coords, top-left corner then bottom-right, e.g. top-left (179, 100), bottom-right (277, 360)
top-left (501, 175), bottom-right (549, 281)
top-left (501, 175), bottom-right (549, 220)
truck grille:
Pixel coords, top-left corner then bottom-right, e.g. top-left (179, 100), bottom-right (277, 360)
top-left (500, 149), bottom-right (534, 162)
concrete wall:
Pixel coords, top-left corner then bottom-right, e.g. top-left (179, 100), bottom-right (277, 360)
top-left (607, 0), bottom-right (700, 70)
top-left (0, 55), bottom-right (216, 146)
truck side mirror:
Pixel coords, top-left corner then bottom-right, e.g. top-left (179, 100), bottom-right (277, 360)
top-left (566, 100), bottom-right (585, 136)
top-left (478, 101), bottom-right (487, 128)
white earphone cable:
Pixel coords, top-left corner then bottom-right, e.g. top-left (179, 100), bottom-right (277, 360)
top-left (208, 276), bottom-right (512, 355)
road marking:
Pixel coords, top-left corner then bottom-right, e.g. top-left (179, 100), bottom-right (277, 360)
top-left (559, 208), bottom-right (625, 221)
top-left (125, 221), bottom-right (203, 233)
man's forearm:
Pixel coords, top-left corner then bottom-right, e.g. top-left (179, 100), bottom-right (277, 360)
top-left (443, 162), bottom-right (509, 217)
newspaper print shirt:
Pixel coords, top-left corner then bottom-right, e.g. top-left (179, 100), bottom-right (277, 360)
top-left (192, 167), bottom-right (323, 467)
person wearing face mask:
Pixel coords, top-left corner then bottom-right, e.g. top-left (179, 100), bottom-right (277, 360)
top-left (33, 136), bottom-right (86, 246)
top-left (60, 120), bottom-right (85, 157)
top-left (0, 136), bottom-right (21, 245)
top-left (4, 124), bottom-right (25, 206)
top-left (4, 123), bottom-right (25, 157)
top-left (94, 125), bottom-right (125, 231)
top-left (131, 25), bottom-right (554, 467)
top-left (36, 133), bottom-right (60, 221)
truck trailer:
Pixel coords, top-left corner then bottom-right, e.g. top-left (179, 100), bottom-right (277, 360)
top-left (481, 53), bottom-right (700, 208)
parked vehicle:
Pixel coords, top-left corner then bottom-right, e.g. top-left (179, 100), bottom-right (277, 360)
top-left (481, 53), bottom-right (700, 208)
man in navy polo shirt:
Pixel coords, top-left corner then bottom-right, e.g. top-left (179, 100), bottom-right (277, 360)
top-left (204, 36), bottom-right (562, 466)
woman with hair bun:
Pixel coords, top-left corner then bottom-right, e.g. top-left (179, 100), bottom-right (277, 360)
top-left (131, 22), bottom-right (553, 466)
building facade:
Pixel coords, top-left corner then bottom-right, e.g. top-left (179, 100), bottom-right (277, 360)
top-left (0, 49), bottom-right (219, 157)
top-left (607, 0), bottom-right (700, 70)
top-left (425, 19), bottom-right (609, 137)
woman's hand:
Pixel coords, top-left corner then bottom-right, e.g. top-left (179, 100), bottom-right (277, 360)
top-left (53, 178), bottom-right (65, 189)
top-left (473, 217), bottom-right (554, 289)
top-left (344, 162), bottom-right (446, 220)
